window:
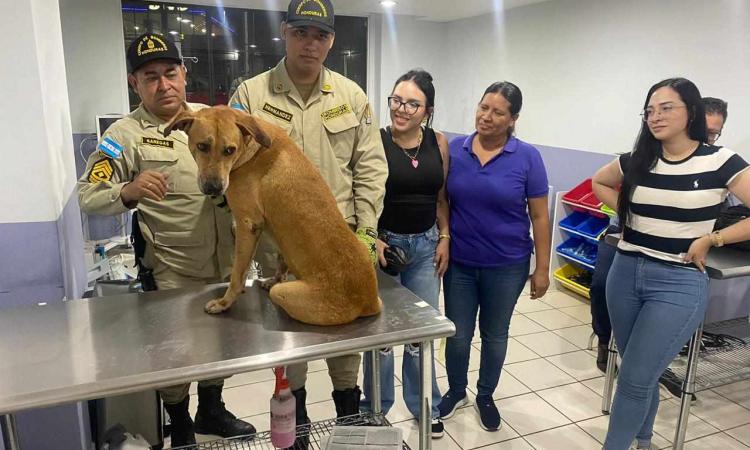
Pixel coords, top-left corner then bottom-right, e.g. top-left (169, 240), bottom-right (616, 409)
top-left (121, 1), bottom-right (368, 110)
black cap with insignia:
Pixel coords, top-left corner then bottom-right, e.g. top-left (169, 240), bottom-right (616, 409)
top-left (286, 0), bottom-right (335, 33)
top-left (127, 33), bottom-right (182, 73)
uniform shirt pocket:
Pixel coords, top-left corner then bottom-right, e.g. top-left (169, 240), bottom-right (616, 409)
top-left (139, 145), bottom-right (179, 192)
top-left (322, 109), bottom-right (359, 161)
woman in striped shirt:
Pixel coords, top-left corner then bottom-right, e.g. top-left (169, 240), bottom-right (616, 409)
top-left (592, 77), bottom-right (750, 450)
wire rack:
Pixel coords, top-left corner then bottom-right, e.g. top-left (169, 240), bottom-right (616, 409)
top-left (670, 317), bottom-right (750, 391)
top-left (171, 412), bottom-right (410, 450)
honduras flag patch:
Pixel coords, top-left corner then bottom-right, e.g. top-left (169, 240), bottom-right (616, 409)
top-left (97, 136), bottom-right (124, 158)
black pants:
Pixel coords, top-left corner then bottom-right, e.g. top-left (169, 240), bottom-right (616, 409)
top-left (590, 225), bottom-right (620, 345)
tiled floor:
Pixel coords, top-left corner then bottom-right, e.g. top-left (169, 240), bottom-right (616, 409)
top-left (186, 284), bottom-right (750, 449)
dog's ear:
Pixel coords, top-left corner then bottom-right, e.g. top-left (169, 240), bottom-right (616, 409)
top-left (234, 112), bottom-right (271, 148)
top-left (163, 105), bottom-right (195, 137)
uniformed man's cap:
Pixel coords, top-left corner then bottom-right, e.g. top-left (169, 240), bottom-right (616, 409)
top-left (286, 0), bottom-right (335, 33)
top-left (127, 33), bottom-right (182, 73)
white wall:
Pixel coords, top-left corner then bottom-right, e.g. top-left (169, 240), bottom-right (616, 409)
top-left (59, 0), bottom-right (129, 133)
top-left (0, 0), bottom-right (77, 223)
top-left (376, 0), bottom-right (750, 159)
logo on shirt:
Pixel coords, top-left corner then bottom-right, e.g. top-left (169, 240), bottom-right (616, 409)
top-left (321, 104), bottom-right (351, 122)
top-left (141, 137), bottom-right (174, 148)
top-left (262, 103), bottom-right (293, 122)
top-left (97, 136), bottom-right (124, 158)
top-left (88, 158), bottom-right (113, 183)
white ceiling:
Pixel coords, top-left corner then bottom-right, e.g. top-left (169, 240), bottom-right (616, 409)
top-left (171, 0), bottom-right (554, 22)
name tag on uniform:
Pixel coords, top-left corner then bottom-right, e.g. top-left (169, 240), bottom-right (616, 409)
top-left (142, 137), bottom-right (174, 148)
top-left (322, 104), bottom-right (352, 122)
top-left (262, 103), bottom-right (293, 122)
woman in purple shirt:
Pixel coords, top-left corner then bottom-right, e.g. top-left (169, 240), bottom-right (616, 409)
top-left (437, 82), bottom-right (551, 431)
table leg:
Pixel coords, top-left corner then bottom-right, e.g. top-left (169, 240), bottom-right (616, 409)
top-left (419, 340), bottom-right (433, 450)
top-left (602, 334), bottom-right (617, 414)
top-left (673, 323), bottom-right (703, 450)
top-left (369, 349), bottom-right (382, 416)
top-left (1, 414), bottom-right (20, 450)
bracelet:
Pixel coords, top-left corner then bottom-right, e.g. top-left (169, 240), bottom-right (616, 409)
top-left (438, 234), bottom-right (451, 241)
top-left (710, 231), bottom-right (725, 247)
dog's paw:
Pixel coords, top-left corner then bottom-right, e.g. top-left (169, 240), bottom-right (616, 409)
top-left (258, 277), bottom-right (278, 291)
top-left (204, 298), bottom-right (231, 314)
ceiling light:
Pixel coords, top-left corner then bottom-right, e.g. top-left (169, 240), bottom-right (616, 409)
top-left (177, 7), bottom-right (188, 11)
top-left (380, 0), bottom-right (397, 8)
top-left (201, 28), bottom-right (206, 33)
top-left (134, 26), bottom-right (140, 31)
top-left (176, 16), bottom-right (181, 20)
top-left (211, 32), bottom-right (216, 37)
top-left (169, 30), bottom-right (179, 35)
top-left (190, 23), bottom-right (195, 28)
top-left (181, 19), bottom-right (192, 23)
top-left (249, 44), bottom-right (257, 48)
top-left (272, 37), bottom-right (281, 41)
top-left (166, 6), bottom-right (175, 11)
top-left (148, 4), bottom-right (160, 10)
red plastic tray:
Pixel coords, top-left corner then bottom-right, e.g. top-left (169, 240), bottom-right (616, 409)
top-left (562, 179), bottom-right (593, 204)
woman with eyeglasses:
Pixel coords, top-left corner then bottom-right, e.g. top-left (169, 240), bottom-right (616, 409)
top-left (438, 82), bottom-right (551, 431)
top-left (360, 69), bottom-right (449, 437)
top-left (592, 78), bottom-right (750, 450)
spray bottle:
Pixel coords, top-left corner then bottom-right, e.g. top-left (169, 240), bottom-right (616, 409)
top-left (271, 367), bottom-right (296, 448)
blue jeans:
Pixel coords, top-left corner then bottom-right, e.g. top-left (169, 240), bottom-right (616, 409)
top-left (603, 252), bottom-right (709, 450)
top-left (443, 258), bottom-right (530, 397)
top-left (361, 226), bottom-right (442, 419)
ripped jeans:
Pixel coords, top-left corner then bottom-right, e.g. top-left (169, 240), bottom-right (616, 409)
top-left (361, 226), bottom-right (442, 419)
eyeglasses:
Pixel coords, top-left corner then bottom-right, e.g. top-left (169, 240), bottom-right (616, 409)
top-left (708, 131), bottom-right (722, 143)
top-left (387, 96), bottom-right (422, 116)
top-left (640, 104), bottom-right (687, 122)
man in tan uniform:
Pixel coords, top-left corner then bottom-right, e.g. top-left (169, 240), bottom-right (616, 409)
top-left (229, 0), bottom-right (387, 445)
top-left (78, 33), bottom-right (255, 446)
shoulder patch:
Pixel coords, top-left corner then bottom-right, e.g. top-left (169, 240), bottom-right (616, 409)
top-left (363, 103), bottom-right (373, 125)
top-left (141, 137), bottom-right (174, 148)
top-left (88, 158), bottom-right (114, 183)
top-left (321, 104), bottom-right (352, 122)
top-left (97, 136), bottom-right (124, 158)
top-left (261, 103), bottom-right (293, 122)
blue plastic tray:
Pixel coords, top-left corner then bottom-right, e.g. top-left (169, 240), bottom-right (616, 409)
top-left (559, 212), bottom-right (589, 232)
top-left (556, 236), bottom-right (598, 266)
top-left (576, 216), bottom-right (609, 239)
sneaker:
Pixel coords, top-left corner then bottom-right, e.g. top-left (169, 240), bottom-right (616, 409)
top-left (474, 395), bottom-right (501, 431)
top-left (438, 391), bottom-right (468, 419)
top-left (431, 418), bottom-right (444, 439)
top-left (658, 369), bottom-right (697, 402)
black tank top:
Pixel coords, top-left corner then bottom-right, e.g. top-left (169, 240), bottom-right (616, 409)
top-left (378, 127), bottom-right (444, 234)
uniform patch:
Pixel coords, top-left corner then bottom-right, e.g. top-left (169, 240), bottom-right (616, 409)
top-left (321, 104), bottom-right (352, 121)
top-left (363, 103), bottom-right (373, 125)
top-left (141, 137), bottom-right (174, 148)
top-left (262, 103), bottom-right (293, 122)
top-left (88, 158), bottom-right (114, 183)
top-left (97, 136), bottom-right (124, 158)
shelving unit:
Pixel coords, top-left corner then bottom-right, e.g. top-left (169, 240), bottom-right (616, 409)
top-left (550, 179), bottom-right (614, 299)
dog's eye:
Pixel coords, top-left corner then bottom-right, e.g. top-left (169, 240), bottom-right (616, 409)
top-left (196, 143), bottom-right (209, 153)
top-left (224, 146), bottom-right (236, 156)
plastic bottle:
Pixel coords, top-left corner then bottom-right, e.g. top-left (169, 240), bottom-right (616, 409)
top-left (271, 367), bottom-right (296, 448)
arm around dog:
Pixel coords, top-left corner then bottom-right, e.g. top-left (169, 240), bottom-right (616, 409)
top-left (349, 89), bottom-right (388, 231)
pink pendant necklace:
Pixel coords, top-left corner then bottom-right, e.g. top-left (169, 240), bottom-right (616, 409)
top-left (395, 128), bottom-right (423, 169)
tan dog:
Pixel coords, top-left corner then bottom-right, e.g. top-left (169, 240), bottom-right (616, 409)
top-left (164, 105), bottom-right (381, 325)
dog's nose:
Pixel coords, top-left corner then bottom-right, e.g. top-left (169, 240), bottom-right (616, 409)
top-left (201, 179), bottom-right (224, 196)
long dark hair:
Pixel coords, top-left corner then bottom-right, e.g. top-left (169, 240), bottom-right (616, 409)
top-left (393, 69), bottom-right (435, 127)
top-left (481, 81), bottom-right (522, 138)
top-left (618, 78), bottom-right (708, 225)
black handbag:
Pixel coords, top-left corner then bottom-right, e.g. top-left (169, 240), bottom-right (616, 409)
top-left (714, 205), bottom-right (750, 251)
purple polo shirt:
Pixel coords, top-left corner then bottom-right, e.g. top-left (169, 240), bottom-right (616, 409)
top-left (447, 133), bottom-right (549, 268)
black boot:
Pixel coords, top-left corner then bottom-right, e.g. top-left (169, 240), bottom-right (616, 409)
top-left (194, 385), bottom-right (256, 438)
top-left (332, 386), bottom-right (361, 418)
top-left (597, 342), bottom-right (609, 373)
top-left (284, 387), bottom-right (311, 450)
top-left (164, 397), bottom-right (196, 448)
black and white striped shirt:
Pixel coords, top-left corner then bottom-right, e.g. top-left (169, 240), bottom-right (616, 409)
top-left (618, 145), bottom-right (748, 264)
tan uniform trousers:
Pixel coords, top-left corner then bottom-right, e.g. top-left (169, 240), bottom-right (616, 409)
top-left (255, 234), bottom-right (361, 392)
top-left (154, 267), bottom-right (227, 405)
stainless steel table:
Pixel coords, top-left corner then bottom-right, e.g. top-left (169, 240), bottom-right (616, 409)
top-left (0, 273), bottom-right (454, 450)
top-left (601, 234), bottom-right (750, 449)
